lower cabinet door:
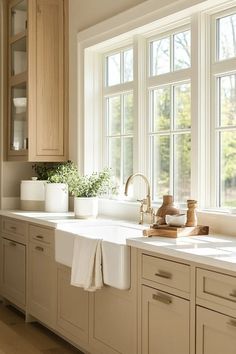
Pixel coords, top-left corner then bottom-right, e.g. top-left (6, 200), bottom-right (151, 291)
top-left (196, 306), bottom-right (236, 354)
top-left (142, 285), bottom-right (190, 354)
top-left (89, 286), bottom-right (137, 354)
top-left (28, 242), bottom-right (57, 328)
top-left (2, 238), bottom-right (26, 309)
top-left (56, 265), bottom-right (89, 348)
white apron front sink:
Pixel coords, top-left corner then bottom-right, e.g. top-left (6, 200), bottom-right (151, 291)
top-left (55, 222), bottom-right (143, 290)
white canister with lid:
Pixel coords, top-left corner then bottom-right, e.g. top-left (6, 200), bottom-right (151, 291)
top-left (20, 178), bottom-right (46, 211)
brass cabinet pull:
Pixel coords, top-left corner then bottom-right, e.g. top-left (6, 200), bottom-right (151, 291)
top-left (36, 235), bottom-right (43, 239)
top-left (152, 293), bottom-right (172, 304)
top-left (229, 291), bottom-right (236, 298)
top-left (35, 246), bottom-right (44, 252)
top-left (227, 319), bottom-right (236, 327)
top-left (155, 270), bottom-right (172, 279)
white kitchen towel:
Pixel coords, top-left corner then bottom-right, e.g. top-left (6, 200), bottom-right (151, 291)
top-left (71, 235), bottom-right (103, 291)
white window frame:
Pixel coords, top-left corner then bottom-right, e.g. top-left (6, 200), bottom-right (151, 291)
top-left (79, 0), bottom-right (236, 214)
top-left (102, 45), bottom-right (135, 192)
top-left (210, 5), bottom-right (236, 208)
top-left (146, 24), bottom-right (192, 203)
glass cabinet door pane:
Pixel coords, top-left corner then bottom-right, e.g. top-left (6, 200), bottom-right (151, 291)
top-left (11, 37), bottom-right (27, 76)
top-left (11, 0), bottom-right (27, 37)
top-left (10, 83), bottom-right (28, 151)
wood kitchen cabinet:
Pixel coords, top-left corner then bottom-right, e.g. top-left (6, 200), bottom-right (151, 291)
top-left (7, 0), bottom-right (68, 161)
top-left (140, 253), bottom-right (190, 354)
top-left (56, 264), bottom-right (89, 349)
top-left (1, 217), bottom-right (27, 310)
top-left (28, 226), bottom-right (57, 328)
top-left (89, 248), bottom-right (138, 354)
top-left (2, 238), bottom-right (26, 309)
top-left (196, 306), bottom-right (236, 354)
top-left (141, 285), bottom-right (190, 354)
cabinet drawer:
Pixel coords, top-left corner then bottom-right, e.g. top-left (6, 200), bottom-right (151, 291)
top-left (2, 217), bottom-right (27, 243)
top-left (197, 268), bottom-right (236, 310)
top-left (29, 225), bottom-right (54, 245)
top-left (142, 254), bottom-right (190, 293)
top-left (30, 241), bottom-right (53, 258)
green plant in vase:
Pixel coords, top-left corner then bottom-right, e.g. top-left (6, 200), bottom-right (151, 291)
top-left (70, 168), bottom-right (112, 218)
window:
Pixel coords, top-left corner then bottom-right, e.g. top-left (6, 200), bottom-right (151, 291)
top-left (104, 49), bottom-right (134, 192)
top-left (83, 0), bottom-right (236, 211)
top-left (212, 10), bottom-right (236, 208)
top-left (148, 28), bottom-right (191, 203)
top-left (149, 83), bottom-right (191, 203)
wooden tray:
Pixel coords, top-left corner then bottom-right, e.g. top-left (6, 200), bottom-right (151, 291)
top-left (143, 225), bottom-right (209, 238)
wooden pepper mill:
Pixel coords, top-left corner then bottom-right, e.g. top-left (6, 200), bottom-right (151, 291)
top-left (186, 199), bottom-right (197, 227)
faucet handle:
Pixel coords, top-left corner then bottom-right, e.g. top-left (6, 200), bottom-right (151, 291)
top-left (137, 198), bottom-right (147, 204)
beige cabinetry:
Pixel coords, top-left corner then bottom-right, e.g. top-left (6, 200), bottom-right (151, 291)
top-left (196, 268), bottom-right (236, 310)
top-left (7, 0), bottom-right (68, 161)
top-left (28, 225), bottom-right (57, 328)
top-left (142, 285), bottom-right (190, 354)
top-left (89, 248), bottom-right (138, 354)
top-left (196, 306), bottom-right (236, 354)
top-left (2, 238), bottom-right (26, 309)
top-left (140, 253), bottom-right (190, 354)
top-left (196, 267), bottom-right (236, 354)
top-left (1, 217), bottom-right (27, 310)
top-left (56, 264), bottom-right (89, 348)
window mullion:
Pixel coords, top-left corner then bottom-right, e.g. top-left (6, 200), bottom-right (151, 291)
top-left (170, 133), bottom-right (174, 197)
top-left (121, 95), bottom-right (124, 185)
top-left (170, 85), bottom-right (174, 196)
top-left (133, 35), bottom-right (147, 176)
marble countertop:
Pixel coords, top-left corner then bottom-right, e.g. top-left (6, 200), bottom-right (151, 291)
top-left (0, 210), bottom-right (90, 228)
top-left (2, 210), bottom-right (236, 273)
top-left (127, 234), bottom-right (236, 272)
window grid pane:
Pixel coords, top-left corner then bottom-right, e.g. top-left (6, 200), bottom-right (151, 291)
top-left (106, 49), bottom-right (133, 87)
top-left (173, 133), bottom-right (191, 203)
top-left (219, 131), bottom-right (236, 207)
top-left (174, 83), bottom-right (191, 130)
top-left (217, 13), bottom-right (236, 61)
top-left (124, 49), bottom-right (133, 83)
top-left (174, 30), bottom-right (191, 70)
top-left (106, 53), bottom-right (120, 86)
top-left (150, 29), bottom-right (191, 77)
top-left (150, 37), bottom-right (170, 76)
top-left (106, 92), bottom-right (134, 190)
top-left (152, 134), bottom-right (171, 200)
top-left (219, 74), bottom-right (236, 127)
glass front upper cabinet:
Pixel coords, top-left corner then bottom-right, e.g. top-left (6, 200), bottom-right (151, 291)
top-left (10, 83), bottom-right (28, 152)
top-left (9, 0), bottom-right (28, 154)
top-left (10, 36), bottom-right (27, 76)
top-left (10, 0), bottom-right (27, 37)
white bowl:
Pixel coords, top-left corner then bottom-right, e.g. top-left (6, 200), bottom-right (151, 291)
top-left (165, 214), bottom-right (187, 227)
top-left (13, 97), bottom-right (27, 107)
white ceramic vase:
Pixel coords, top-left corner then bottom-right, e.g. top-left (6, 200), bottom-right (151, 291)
top-left (74, 197), bottom-right (98, 219)
top-left (20, 179), bottom-right (46, 211)
top-left (45, 183), bottom-right (69, 212)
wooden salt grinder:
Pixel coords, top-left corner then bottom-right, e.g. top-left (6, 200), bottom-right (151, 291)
top-left (186, 199), bottom-right (197, 226)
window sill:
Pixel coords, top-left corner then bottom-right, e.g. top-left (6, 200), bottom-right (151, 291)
top-left (99, 198), bottom-right (236, 236)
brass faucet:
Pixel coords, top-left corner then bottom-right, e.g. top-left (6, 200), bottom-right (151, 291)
top-left (124, 173), bottom-right (154, 224)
